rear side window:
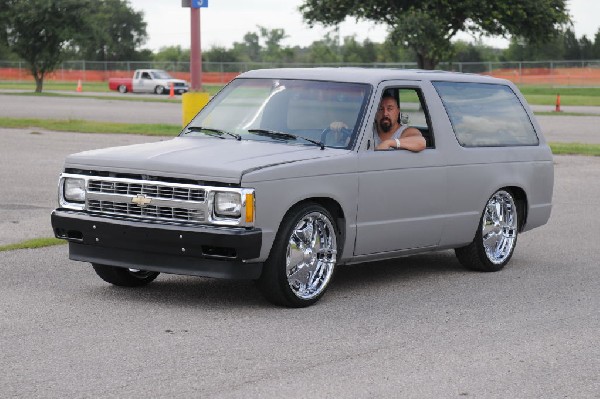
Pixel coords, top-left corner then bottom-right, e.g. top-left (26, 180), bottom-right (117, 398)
top-left (433, 82), bottom-right (539, 147)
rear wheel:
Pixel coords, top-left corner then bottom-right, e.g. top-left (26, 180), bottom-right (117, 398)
top-left (257, 203), bottom-right (338, 307)
top-left (118, 84), bottom-right (127, 93)
top-left (92, 263), bottom-right (159, 287)
top-left (455, 189), bottom-right (518, 272)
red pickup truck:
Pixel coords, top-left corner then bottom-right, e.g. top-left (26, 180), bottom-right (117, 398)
top-left (108, 69), bottom-right (189, 94)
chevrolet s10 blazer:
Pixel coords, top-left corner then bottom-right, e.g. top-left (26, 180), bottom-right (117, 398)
top-left (51, 68), bottom-right (553, 307)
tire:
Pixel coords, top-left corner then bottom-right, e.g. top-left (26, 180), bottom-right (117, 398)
top-left (154, 85), bottom-right (165, 95)
top-left (118, 84), bottom-right (127, 93)
top-left (92, 263), bottom-right (159, 287)
top-left (455, 189), bottom-right (519, 272)
top-left (257, 203), bottom-right (339, 307)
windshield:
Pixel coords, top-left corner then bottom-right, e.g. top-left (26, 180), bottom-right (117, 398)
top-left (183, 78), bottom-right (371, 149)
top-left (151, 70), bottom-right (173, 79)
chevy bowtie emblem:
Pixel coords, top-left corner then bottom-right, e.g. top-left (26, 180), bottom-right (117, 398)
top-left (131, 194), bottom-right (152, 207)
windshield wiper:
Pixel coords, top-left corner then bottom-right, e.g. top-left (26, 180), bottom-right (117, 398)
top-left (247, 129), bottom-right (324, 150)
top-left (185, 126), bottom-right (241, 141)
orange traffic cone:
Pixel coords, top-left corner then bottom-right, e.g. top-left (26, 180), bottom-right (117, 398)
top-left (555, 93), bottom-right (561, 112)
top-left (169, 83), bottom-right (175, 98)
top-left (76, 79), bottom-right (82, 92)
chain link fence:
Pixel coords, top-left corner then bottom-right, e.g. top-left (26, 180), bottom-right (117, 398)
top-left (2, 60), bottom-right (600, 86)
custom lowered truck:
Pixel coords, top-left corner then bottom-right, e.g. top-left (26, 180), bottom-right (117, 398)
top-left (52, 68), bottom-right (553, 307)
top-left (108, 69), bottom-right (189, 94)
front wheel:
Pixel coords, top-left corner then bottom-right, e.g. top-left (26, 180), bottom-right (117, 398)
top-left (92, 263), bottom-right (159, 287)
top-left (257, 203), bottom-right (339, 307)
top-left (154, 85), bottom-right (165, 95)
top-left (455, 189), bottom-right (519, 272)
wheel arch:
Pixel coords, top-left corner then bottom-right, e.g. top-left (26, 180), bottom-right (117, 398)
top-left (503, 185), bottom-right (528, 232)
top-left (277, 197), bottom-right (347, 257)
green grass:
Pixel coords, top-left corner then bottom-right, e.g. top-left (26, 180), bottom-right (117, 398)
top-left (519, 86), bottom-right (600, 106)
top-left (549, 142), bottom-right (600, 156)
top-left (0, 117), bottom-right (181, 136)
top-left (0, 80), bottom-right (224, 96)
top-left (522, 94), bottom-right (600, 106)
top-left (533, 111), bottom-right (600, 117)
top-left (519, 86), bottom-right (600, 97)
top-left (0, 80), bottom-right (110, 92)
top-left (0, 237), bottom-right (65, 252)
top-left (0, 90), bottom-right (185, 103)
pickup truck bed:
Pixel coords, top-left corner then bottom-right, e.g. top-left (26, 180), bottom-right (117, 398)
top-left (108, 78), bottom-right (132, 93)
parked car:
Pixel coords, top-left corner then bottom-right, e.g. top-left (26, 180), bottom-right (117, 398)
top-left (108, 69), bottom-right (189, 94)
top-left (51, 68), bottom-right (553, 307)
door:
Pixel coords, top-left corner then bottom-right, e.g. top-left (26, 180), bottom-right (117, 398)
top-left (133, 71), bottom-right (152, 92)
top-left (354, 85), bottom-right (448, 255)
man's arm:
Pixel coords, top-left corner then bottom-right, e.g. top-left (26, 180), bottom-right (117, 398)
top-left (376, 127), bottom-right (426, 152)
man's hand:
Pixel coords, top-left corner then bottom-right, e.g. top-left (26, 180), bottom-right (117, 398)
top-left (329, 121), bottom-right (348, 131)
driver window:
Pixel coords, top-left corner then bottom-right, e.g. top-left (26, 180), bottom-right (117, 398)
top-left (142, 72), bottom-right (151, 79)
top-left (374, 88), bottom-right (434, 149)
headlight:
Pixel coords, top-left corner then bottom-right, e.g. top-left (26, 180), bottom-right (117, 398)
top-left (214, 192), bottom-right (241, 218)
top-left (64, 178), bottom-right (86, 202)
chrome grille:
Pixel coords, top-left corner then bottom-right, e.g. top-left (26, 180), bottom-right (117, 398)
top-left (88, 180), bottom-right (205, 201)
top-left (87, 200), bottom-right (205, 222)
top-left (86, 178), bottom-right (206, 223)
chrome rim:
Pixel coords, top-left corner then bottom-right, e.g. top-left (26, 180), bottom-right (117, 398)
top-left (482, 190), bottom-right (517, 264)
top-left (286, 211), bottom-right (337, 300)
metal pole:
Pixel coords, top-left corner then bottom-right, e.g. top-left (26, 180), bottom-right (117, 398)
top-left (190, 7), bottom-right (202, 91)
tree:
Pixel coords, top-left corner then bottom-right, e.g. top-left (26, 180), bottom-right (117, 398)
top-left (0, 0), bottom-right (91, 92)
top-left (593, 28), bottom-right (600, 59)
top-left (452, 40), bottom-right (484, 63)
top-left (258, 26), bottom-right (294, 63)
top-left (307, 32), bottom-right (341, 64)
top-left (299, 0), bottom-right (571, 69)
top-left (563, 28), bottom-right (581, 60)
top-left (154, 46), bottom-right (190, 63)
top-left (72, 0), bottom-right (147, 62)
top-left (502, 33), bottom-right (565, 61)
top-left (579, 35), bottom-right (594, 61)
top-left (232, 32), bottom-right (262, 62)
top-left (341, 36), bottom-right (378, 64)
top-left (231, 26), bottom-right (294, 64)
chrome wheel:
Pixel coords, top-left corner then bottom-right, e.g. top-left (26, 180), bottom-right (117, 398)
top-left (257, 203), bottom-right (339, 307)
top-left (285, 211), bottom-right (337, 300)
top-left (482, 190), bottom-right (517, 264)
top-left (455, 189), bottom-right (519, 272)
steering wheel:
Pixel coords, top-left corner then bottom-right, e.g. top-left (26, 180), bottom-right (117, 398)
top-left (320, 127), bottom-right (352, 147)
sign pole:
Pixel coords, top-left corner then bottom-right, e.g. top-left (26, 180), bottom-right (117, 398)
top-left (182, 0), bottom-right (209, 126)
top-left (190, 7), bottom-right (202, 92)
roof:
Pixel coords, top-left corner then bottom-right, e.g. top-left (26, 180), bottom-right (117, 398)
top-left (239, 67), bottom-right (508, 86)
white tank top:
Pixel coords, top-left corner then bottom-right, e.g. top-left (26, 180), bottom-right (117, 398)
top-left (373, 125), bottom-right (409, 147)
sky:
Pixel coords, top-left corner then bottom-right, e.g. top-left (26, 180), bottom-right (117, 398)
top-left (128, 0), bottom-right (600, 52)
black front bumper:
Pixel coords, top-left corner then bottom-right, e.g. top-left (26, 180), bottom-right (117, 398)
top-left (51, 209), bottom-right (263, 279)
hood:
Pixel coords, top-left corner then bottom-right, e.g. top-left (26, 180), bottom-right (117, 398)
top-left (64, 136), bottom-right (343, 184)
top-left (167, 79), bottom-right (187, 84)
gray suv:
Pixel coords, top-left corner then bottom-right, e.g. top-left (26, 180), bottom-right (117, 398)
top-left (51, 68), bottom-right (554, 307)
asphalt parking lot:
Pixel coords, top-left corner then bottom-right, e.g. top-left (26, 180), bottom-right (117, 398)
top-left (0, 95), bottom-right (599, 397)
